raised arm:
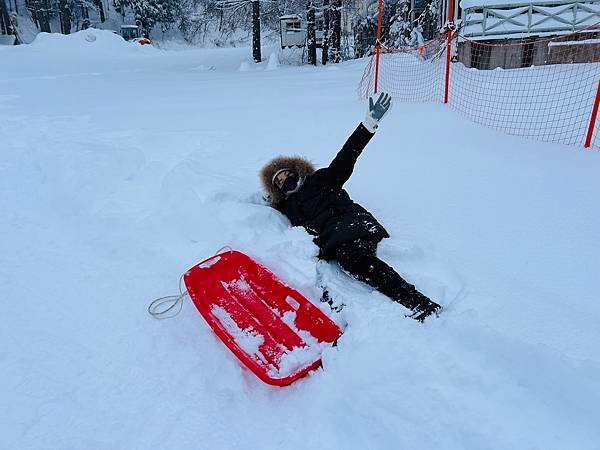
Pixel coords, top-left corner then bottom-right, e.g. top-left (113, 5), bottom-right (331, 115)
top-left (324, 123), bottom-right (375, 188)
top-left (323, 92), bottom-right (392, 189)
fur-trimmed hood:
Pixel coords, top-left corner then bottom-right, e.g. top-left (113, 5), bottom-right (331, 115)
top-left (260, 156), bottom-right (316, 206)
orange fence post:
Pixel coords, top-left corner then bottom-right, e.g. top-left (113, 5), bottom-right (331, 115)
top-left (443, 0), bottom-right (455, 104)
top-left (373, 0), bottom-right (384, 95)
top-left (584, 80), bottom-right (600, 149)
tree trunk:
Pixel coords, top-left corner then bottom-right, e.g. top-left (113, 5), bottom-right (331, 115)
top-left (58, 0), bottom-right (70, 34)
top-left (29, 0), bottom-right (51, 32)
top-left (81, 3), bottom-right (90, 30)
top-left (38, 0), bottom-right (51, 32)
top-left (252, 0), bottom-right (261, 63)
top-left (330, 0), bottom-right (342, 63)
top-left (321, 0), bottom-right (330, 65)
top-left (306, 1), bottom-right (316, 65)
top-left (95, 0), bottom-right (106, 23)
top-left (0, 0), bottom-right (10, 35)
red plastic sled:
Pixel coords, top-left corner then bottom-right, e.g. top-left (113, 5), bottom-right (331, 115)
top-left (184, 250), bottom-right (343, 386)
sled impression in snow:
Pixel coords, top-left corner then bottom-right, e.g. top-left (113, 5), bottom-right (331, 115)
top-left (184, 250), bottom-right (343, 386)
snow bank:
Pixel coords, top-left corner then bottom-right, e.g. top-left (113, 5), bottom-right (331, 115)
top-left (238, 60), bottom-right (252, 71)
top-left (0, 28), bottom-right (160, 82)
top-left (29, 28), bottom-right (155, 56)
top-left (265, 52), bottom-right (280, 71)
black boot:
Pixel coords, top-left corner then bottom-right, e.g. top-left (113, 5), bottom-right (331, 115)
top-left (407, 295), bottom-right (442, 322)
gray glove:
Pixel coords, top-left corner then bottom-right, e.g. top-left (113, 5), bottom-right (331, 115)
top-left (362, 92), bottom-right (392, 132)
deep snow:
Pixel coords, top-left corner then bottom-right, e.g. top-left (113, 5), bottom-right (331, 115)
top-left (1, 29), bottom-right (600, 450)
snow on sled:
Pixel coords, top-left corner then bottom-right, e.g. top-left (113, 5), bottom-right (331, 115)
top-left (184, 250), bottom-right (343, 386)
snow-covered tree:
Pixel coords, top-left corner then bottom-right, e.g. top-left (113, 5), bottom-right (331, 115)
top-left (387, 0), bottom-right (410, 47)
top-left (26, 0), bottom-right (52, 32)
top-left (385, 0), bottom-right (441, 47)
top-left (217, 0), bottom-right (266, 62)
top-left (113, 0), bottom-right (178, 36)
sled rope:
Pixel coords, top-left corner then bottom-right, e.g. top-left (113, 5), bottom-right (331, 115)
top-left (147, 273), bottom-right (187, 320)
top-left (147, 246), bottom-right (233, 320)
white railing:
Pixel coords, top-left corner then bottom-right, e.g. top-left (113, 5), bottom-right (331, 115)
top-left (461, 0), bottom-right (600, 39)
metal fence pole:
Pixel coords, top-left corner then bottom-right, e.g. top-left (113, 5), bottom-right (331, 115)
top-left (584, 80), bottom-right (600, 149)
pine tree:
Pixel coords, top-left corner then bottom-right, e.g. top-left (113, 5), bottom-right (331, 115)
top-left (113, 0), bottom-right (178, 37)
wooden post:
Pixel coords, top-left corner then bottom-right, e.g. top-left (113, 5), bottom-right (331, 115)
top-left (443, 0), bottom-right (455, 104)
top-left (373, 0), bottom-right (383, 94)
top-left (584, 80), bottom-right (600, 149)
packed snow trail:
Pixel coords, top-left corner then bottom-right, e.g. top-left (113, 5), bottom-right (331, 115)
top-left (1, 30), bottom-right (599, 449)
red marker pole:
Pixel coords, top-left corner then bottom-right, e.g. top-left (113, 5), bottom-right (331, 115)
top-left (584, 80), bottom-right (600, 149)
top-left (443, 0), bottom-right (455, 104)
top-left (374, 0), bottom-right (384, 95)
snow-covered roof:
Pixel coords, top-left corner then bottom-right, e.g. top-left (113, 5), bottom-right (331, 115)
top-left (280, 15), bottom-right (302, 20)
top-left (461, 0), bottom-right (598, 9)
top-left (120, 25), bottom-right (139, 29)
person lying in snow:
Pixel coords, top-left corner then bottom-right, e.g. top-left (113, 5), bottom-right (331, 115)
top-left (260, 92), bottom-right (441, 322)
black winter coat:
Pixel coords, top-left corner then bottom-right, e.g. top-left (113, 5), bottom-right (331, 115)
top-left (278, 124), bottom-right (389, 256)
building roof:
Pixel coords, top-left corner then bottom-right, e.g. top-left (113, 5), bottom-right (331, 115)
top-left (280, 15), bottom-right (302, 20)
top-left (461, 0), bottom-right (598, 8)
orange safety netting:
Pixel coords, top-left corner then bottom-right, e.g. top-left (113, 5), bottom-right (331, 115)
top-left (358, 24), bottom-right (600, 149)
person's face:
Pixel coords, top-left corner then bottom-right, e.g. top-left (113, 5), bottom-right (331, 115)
top-left (275, 170), bottom-right (294, 189)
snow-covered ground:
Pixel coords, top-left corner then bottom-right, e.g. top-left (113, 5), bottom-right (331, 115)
top-left (1, 29), bottom-right (600, 450)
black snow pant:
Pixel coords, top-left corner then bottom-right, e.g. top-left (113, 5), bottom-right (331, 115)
top-left (329, 238), bottom-right (441, 317)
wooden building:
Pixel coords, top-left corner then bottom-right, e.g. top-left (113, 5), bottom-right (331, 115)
top-left (445, 0), bottom-right (600, 68)
top-left (279, 14), bottom-right (325, 48)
